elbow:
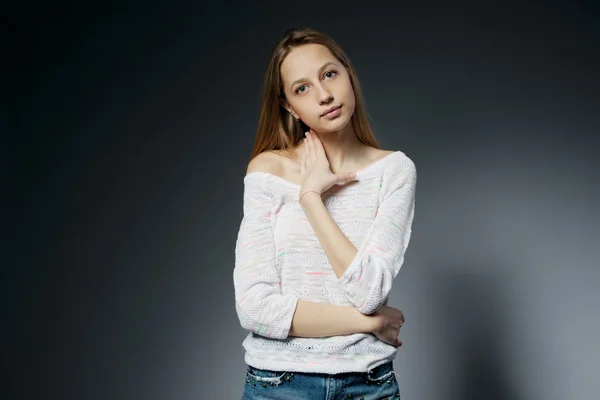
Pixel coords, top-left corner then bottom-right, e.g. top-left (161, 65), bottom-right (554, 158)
top-left (237, 305), bottom-right (280, 337)
top-left (235, 295), bottom-right (263, 332)
top-left (339, 253), bottom-right (399, 314)
top-left (235, 303), bottom-right (265, 333)
top-left (235, 293), bottom-right (297, 339)
top-left (236, 305), bottom-right (256, 332)
top-left (346, 267), bottom-right (395, 315)
top-left (355, 296), bottom-right (387, 315)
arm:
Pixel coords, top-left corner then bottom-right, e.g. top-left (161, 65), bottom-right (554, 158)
top-left (234, 172), bottom-right (298, 339)
top-left (289, 300), bottom-right (376, 337)
top-left (301, 158), bottom-right (417, 315)
top-left (234, 165), bottom-right (377, 339)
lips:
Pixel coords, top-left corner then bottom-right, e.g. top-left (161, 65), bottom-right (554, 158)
top-left (321, 105), bottom-right (341, 116)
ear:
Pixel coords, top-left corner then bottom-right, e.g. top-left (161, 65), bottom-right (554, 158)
top-left (281, 101), bottom-right (299, 120)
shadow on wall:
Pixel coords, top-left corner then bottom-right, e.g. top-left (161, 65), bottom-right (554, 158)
top-left (428, 261), bottom-right (524, 400)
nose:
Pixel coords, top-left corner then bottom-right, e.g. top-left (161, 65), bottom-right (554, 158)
top-left (317, 84), bottom-right (333, 105)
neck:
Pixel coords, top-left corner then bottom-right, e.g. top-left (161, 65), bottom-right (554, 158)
top-left (311, 122), bottom-right (365, 174)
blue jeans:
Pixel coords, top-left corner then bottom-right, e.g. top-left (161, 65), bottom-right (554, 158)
top-left (242, 361), bottom-right (400, 400)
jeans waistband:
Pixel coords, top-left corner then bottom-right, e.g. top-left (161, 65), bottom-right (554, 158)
top-left (367, 361), bottom-right (394, 377)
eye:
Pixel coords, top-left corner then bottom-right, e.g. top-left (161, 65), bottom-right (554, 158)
top-left (294, 70), bottom-right (337, 95)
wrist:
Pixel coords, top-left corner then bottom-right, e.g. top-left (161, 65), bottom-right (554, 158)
top-left (299, 190), bottom-right (322, 205)
top-left (360, 312), bottom-right (381, 333)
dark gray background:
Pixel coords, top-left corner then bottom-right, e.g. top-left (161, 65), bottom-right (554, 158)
top-left (7, 1), bottom-right (599, 399)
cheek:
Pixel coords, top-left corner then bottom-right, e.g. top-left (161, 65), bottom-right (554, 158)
top-left (294, 101), bottom-right (317, 120)
top-left (339, 82), bottom-right (356, 119)
top-left (294, 104), bottom-right (311, 121)
top-left (341, 79), bottom-right (355, 101)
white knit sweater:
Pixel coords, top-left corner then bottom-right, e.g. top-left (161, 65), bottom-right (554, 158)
top-left (233, 150), bottom-right (417, 374)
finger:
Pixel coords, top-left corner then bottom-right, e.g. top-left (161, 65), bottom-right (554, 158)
top-left (307, 132), bottom-right (315, 163)
top-left (302, 139), bottom-right (307, 170)
top-left (335, 172), bottom-right (357, 186)
top-left (310, 129), bottom-right (327, 159)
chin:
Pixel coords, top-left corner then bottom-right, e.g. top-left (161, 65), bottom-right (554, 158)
top-left (318, 115), bottom-right (352, 133)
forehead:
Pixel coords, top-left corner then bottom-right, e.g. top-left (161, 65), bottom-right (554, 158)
top-left (280, 44), bottom-right (338, 82)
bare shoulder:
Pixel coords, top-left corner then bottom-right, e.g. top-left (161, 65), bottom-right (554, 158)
top-left (372, 148), bottom-right (415, 171)
top-left (245, 151), bottom-right (285, 176)
top-left (379, 149), bottom-right (397, 157)
top-left (366, 148), bottom-right (398, 163)
top-left (378, 148), bottom-right (410, 160)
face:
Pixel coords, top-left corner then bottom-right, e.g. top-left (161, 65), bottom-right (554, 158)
top-left (280, 43), bottom-right (356, 133)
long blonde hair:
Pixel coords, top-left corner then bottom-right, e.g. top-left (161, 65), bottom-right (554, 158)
top-left (250, 27), bottom-right (380, 161)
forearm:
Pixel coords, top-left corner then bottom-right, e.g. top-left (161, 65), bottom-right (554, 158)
top-left (288, 300), bottom-right (375, 338)
top-left (300, 193), bottom-right (357, 279)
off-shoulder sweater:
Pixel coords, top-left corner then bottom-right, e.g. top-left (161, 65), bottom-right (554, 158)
top-left (233, 150), bottom-right (417, 374)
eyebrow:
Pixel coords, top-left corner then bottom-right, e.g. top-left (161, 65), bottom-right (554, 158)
top-left (289, 62), bottom-right (338, 90)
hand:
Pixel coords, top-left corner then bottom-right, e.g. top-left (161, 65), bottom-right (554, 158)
top-left (370, 305), bottom-right (405, 347)
top-left (299, 129), bottom-right (358, 203)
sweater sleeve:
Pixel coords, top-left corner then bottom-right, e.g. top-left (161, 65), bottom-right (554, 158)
top-left (337, 159), bottom-right (417, 315)
top-left (233, 173), bottom-right (298, 339)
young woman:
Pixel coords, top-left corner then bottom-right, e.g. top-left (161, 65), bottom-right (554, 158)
top-left (234, 27), bottom-right (417, 400)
